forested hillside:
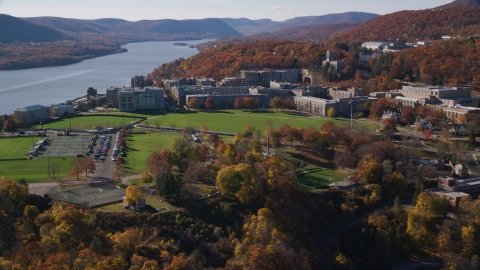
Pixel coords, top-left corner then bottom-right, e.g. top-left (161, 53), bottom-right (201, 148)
top-left (437, 0), bottom-right (480, 8)
top-left (326, 7), bottom-right (480, 45)
top-left (0, 14), bottom-right (65, 43)
top-left (149, 40), bottom-right (340, 81)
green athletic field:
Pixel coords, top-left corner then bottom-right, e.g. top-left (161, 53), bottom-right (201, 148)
top-left (0, 137), bottom-right (37, 159)
top-left (123, 132), bottom-right (182, 174)
top-left (0, 157), bottom-right (74, 182)
top-left (41, 115), bottom-right (137, 130)
top-left (150, 110), bottom-right (374, 133)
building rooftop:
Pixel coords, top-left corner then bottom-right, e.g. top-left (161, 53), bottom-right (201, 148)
top-left (428, 188), bottom-right (469, 198)
top-left (395, 96), bottom-right (419, 102)
top-left (16, 105), bottom-right (48, 112)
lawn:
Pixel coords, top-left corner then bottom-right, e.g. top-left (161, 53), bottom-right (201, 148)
top-left (0, 157), bottom-right (75, 182)
top-left (123, 131), bottom-right (182, 174)
top-left (41, 115), bottom-right (137, 130)
top-left (150, 110), bottom-right (375, 133)
top-left (0, 137), bottom-right (38, 159)
top-left (283, 148), bottom-right (353, 192)
top-left (98, 195), bottom-right (178, 213)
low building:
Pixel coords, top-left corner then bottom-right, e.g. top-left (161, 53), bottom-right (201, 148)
top-left (14, 105), bottom-right (50, 125)
top-left (427, 176), bottom-right (480, 208)
top-left (450, 124), bottom-right (468, 136)
top-left (293, 96), bottom-right (375, 117)
top-left (119, 87), bottom-right (165, 112)
top-left (219, 77), bottom-right (245, 87)
top-left (122, 196), bottom-right (146, 210)
top-left (362, 41), bottom-right (391, 51)
top-left (196, 78), bottom-right (215, 87)
top-left (50, 104), bottom-right (74, 117)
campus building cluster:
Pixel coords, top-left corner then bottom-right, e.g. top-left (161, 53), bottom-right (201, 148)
top-left (372, 84), bottom-right (480, 119)
top-left (106, 87), bottom-right (165, 112)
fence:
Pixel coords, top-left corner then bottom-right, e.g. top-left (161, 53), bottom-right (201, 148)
top-left (49, 183), bottom-right (125, 208)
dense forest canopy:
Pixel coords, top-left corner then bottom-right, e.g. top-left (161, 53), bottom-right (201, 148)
top-left (326, 6), bottom-right (480, 45)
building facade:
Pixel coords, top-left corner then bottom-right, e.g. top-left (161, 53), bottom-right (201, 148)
top-left (185, 94), bottom-right (269, 110)
top-left (119, 87), bottom-right (165, 112)
top-left (241, 69), bottom-right (300, 87)
top-left (14, 105), bottom-right (50, 125)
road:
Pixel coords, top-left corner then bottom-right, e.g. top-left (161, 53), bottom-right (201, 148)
top-left (391, 258), bottom-right (445, 270)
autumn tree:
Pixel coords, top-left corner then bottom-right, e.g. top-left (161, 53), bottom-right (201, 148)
top-left (199, 123), bottom-right (209, 136)
top-left (243, 123), bottom-right (255, 138)
top-left (234, 97), bottom-right (244, 109)
top-left (80, 157), bottom-right (95, 177)
top-left (361, 160), bottom-right (383, 185)
top-left (205, 98), bottom-right (216, 110)
top-left (243, 97), bottom-right (257, 110)
top-left (327, 107), bottom-right (335, 118)
top-left (269, 97), bottom-right (282, 112)
top-left (383, 118), bottom-right (397, 132)
top-left (140, 171), bottom-right (153, 186)
top-left (187, 98), bottom-right (200, 110)
top-left (112, 164), bottom-right (127, 183)
top-left (401, 106), bottom-right (415, 125)
top-left (119, 137), bottom-right (127, 150)
top-left (216, 163), bottom-right (262, 203)
top-left (125, 186), bottom-right (143, 206)
top-left (148, 151), bottom-right (171, 177)
top-left (69, 157), bottom-right (82, 180)
top-left (423, 129), bottom-right (432, 140)
top-left (457, 114), bottom-right (467, 124)
top-left (3, 120), bottom-right (11, 132)
top-left (284, 126), bottom-right (298, 148)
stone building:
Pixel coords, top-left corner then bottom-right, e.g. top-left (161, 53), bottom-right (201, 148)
top-left (14, 105), bottom-right (50, 125)
top-left (118, 87), bottom-right (165, 112)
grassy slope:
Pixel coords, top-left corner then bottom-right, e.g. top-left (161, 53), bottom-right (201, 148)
top-left (151, 110), bottom-right (375, 133)
top-left (41, 115), bottom-right (137, 130)
top-left (0, 157), bottom-right (74, 182)
top-left (123, 132), bottom-right (181, 174)
top-left (0, 137), bottom-right (37, 159)
top-left (283, 148), bottom-right (354, 192)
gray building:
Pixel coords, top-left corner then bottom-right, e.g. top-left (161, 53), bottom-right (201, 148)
top-left (219, 77), bottom-right (245, 87)
top-left (196, 78), bottom-right (216, 87)
top-left (50, 104), bottom-right (74, 117)
top-left (14, 105), bottom-right (50, 125)
top-left (119, 87), bottom-right (165, 112)
top-left (294, 96), bottom-right (376, 117)
top-left (241, 69), bottom-right (300, 87)
top-left (106, 87), bottom-right (128, 108)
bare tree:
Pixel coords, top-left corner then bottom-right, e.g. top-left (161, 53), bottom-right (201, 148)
top-left (48, 162), bottom-right (60, 179)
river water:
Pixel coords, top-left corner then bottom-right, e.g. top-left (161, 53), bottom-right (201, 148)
top-left (0, 40), bottom-right (205, 115)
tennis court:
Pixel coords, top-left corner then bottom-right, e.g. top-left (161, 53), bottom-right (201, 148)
top-left (48, 183), bottom-right (125, 207)
top-left (39, 135), bottom-right (94, 158)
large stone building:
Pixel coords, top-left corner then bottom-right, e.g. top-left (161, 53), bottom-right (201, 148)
top-left (219, 77), bottom-right (245, 87)
top-left (294, 96), bottom-right (375, 117)
top-left (322, 50), bottom-right (345, 76)
top-left (14, 105), bottom-right (50, 125)
top-left (240, 69), bottom-right (300, 87)
top-left (427, 176), bottom-right (480, 208)
top-left (118, 87), bottom-right (165, 112)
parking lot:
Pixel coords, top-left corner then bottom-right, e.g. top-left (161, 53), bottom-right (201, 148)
top-left (89, 133), bottom-right (123, 179)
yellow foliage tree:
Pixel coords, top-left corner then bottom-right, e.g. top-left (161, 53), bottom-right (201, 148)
top-left (140, 171), bottom-right (153, 186)
top-left (456, 114), bottom-right (467, 124)
top-left (125, 186), bottom-right (143, 206)
top-left (327, 107), bottom-right (335, 118)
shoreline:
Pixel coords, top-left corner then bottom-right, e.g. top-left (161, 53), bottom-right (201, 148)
top-left (0, 39), bottom-right (203, 71)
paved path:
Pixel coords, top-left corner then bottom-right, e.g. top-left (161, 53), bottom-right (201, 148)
top-left (391, 258), bottom-right (445, 270)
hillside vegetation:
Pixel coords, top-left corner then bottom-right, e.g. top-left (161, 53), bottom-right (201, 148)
top-left (0, 14), bottom-right (65, 44)
top-left (326, 7), bottom-right (480, 45)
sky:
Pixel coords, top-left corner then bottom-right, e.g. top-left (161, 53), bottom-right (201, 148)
top-left (0, 0), bottom-right (454, 21)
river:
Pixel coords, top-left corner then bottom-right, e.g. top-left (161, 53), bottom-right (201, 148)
top-left (0, 40), bottom-right (206, 115)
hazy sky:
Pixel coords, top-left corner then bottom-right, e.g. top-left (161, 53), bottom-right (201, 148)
top-left (0, 0), bottom-right (453, 21)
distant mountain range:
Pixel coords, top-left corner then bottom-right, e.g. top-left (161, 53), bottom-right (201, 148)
top-left (23, 17), bottom-right (241, 39)
top-left (0, 14), bottom-right (66, 43)
top-left (437, 0), bottom-right (480, 8)
top-left (220, 12), bottom-right (379, 35)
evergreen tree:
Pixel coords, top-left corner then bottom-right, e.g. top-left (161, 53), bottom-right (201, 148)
top-left (469, 129), bottom-right (476, 145)
top-left (155, 172), bottom-right (181, 201)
